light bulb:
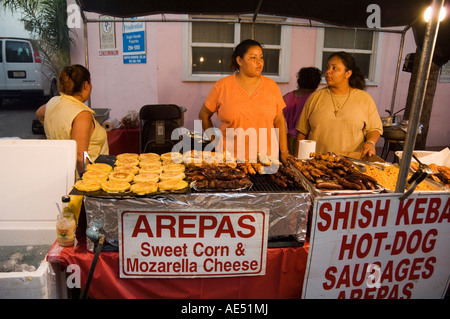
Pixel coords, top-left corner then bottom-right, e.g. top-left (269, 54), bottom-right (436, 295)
top-left (424, 6), bottom-right (447, 22)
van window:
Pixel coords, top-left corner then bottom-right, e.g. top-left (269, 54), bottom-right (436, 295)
top-left (0, 41), bottom-right (2, 62)
top-left (6, 40), bottom-right (33, 63)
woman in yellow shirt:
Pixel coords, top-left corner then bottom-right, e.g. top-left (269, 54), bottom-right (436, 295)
top-left (295, 52), bottom-right (383, 159)
top-left (198, 39), bottom-right (289, 164)
top-left (36, 64), bottom-right (109, 175)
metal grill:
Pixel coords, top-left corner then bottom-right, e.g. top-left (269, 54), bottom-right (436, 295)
top-left (82, 155), bottom-right (307, 196)
top-left (248, 174), bottom-right (306, 193)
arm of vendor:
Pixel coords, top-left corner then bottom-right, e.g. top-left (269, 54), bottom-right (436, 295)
top-left (36, 103), bottom-right (94, 174)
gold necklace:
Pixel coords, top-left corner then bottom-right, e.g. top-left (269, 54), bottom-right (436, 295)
top-left (328, 87), bottom-right (351, 117)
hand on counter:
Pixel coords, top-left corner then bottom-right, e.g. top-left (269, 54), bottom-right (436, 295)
top-left (360, 141), bottom-right (376, 160)
top-left (280, 150), bottom-right (290, 165)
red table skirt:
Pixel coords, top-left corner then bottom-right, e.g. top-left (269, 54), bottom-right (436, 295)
top-left (47, 242), bottom-right (309, 299)
top-left (107, 128), bottom-right (140, 155)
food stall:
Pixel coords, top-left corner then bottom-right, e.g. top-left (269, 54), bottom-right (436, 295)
top-left (48, 151), bottom-right (312, 298)
top-left (46, 148), bottom-right (450, 299)
top-left (44, 0), bottom-right (450, 301)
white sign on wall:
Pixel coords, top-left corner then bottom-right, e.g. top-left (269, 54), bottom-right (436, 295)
top-left (303, 193), bottom-right (450, 299)
top-left (119, 210), bottom-right (269, 278)
top-left (99, 15), bottom-right (118, 57)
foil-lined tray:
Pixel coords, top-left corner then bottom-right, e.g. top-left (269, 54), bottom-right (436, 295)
top-left (367, 162), bottom-right (450, 193)
top-left (70, 154), bottom-right (190, 198)
top-left (83, 190), bottom-right (312, 251)
top-left (286, 159), bottom-right (385, 197)
top-left (70, 186), bottom-right (190, 198)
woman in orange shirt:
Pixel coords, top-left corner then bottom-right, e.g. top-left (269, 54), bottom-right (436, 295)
top-left (198, 39), bottom-right (289, 164)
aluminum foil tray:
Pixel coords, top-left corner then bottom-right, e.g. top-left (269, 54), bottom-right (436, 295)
top-left (285, 161), bottom-right (384, 198)
top-left (84, 191), bottom-right (311, 251)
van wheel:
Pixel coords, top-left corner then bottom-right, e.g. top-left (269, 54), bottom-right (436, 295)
top-left (0, 98), bottom-right (2, 107)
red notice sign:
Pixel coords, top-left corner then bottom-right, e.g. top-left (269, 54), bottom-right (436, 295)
top-left (119, 210), bottom-right (268, 278)
top-left (303, 192), bottom-right (450, 299)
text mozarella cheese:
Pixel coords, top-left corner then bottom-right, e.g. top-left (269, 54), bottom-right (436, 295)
top-left (317, 197), bottom-right (450, 232)
top-left (125, 257), bottom-right (260, 274)
top-left (131, 214), bottom-right (257, 238)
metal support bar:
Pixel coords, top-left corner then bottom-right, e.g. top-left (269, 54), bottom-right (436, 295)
top-left (389, 27), bottom-right (407, 115)
top-left (251, 0), bottom-right (263, 39)
top-left (82, 17), bottom-right (405, 34)
top-left (76, 0), bottom-right (91, 107)
top-left (389, 15), bottom-right (422, 116)
top-left (395, 0), bottom-right (444, 193)
top-left (83, 19), bottom-right (91, 108)
top-left (83, 20), bottom-right (89, 70)
top-left (252, 0), bottom-right (263, 23)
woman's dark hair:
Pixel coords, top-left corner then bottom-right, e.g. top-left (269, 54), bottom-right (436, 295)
top-left (297, 67), bottom-right (322, 90)
top-left (230, 39), bottom-right (263, 72)
top-left (328, 51), bottom-right (366, 90)
top-left (58, 64), bottom-right (91, 96)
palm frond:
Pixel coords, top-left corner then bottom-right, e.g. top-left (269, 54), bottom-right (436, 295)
top-left (1, 0), bottom-right (73, 78)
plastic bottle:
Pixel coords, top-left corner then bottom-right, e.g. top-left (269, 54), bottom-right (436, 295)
top-left (56, 195), bottom-right (77, 247)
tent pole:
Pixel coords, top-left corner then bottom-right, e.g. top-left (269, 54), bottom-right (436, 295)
top-left (251, 0), bottom-right (263, 40)
top-left (75, 0), bottom-right (90, 70)
top-left (75, 0), bottom-right (91, 107)
top-left (83, 18), bottom-right (91, 107)
top-left (395, 0), bottom-right (444, 193)
top-left (389, 26), bottom-right (408, 116)
top-left (81, 4), bottom-right (90, 107)
top-left (252, 0), bottom-right (262, 23)
top-left (83, 20), bottom-right (89, 71)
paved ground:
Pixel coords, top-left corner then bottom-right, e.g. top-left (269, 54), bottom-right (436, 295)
top-left (0, 98), bottom-right (46, 139)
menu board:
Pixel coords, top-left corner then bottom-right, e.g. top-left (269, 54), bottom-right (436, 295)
top-left (303, 192), bottom-right (450, 299)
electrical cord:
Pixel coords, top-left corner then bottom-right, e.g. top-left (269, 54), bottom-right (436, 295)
top-left (80, 234), bottom-right (105, 299)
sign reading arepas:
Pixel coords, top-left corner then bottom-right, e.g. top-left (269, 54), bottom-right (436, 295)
top-left (119, 210), bottom-right (268, 278)
top-left (303, 193), bottom-right (450, 299)
top-left (122, 17), bottom-right (146, 64)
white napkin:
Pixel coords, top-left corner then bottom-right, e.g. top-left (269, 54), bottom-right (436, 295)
top-left (413, 147), bottom-right (450, 167)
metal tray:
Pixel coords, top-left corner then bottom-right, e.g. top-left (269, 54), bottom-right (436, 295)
top-left (359, 161), bottom-right (449, 193)
top-left (70, 185), bottom-right (190, 198)
top-left (71, 154), bottom-right (190, 198)
top-left (287, 159), bottom-right (385, 197)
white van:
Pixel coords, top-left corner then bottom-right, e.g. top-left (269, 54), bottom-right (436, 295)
top-left (0, 37), bottom-right (57, 106)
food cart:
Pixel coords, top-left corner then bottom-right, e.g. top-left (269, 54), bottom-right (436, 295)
top-left (48, 152), bottom-right (312, 299)
top-left (43, 0), bottom-right (450, 301)
top-left (46, 147), bottom-right (449, 299)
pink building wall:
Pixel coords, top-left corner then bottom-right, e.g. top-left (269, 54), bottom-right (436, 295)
top-left (71, 12), bottom-right (449, 149)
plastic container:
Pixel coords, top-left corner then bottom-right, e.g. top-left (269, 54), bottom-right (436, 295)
top-left (56, 196), bottom-right (76, 247)
top-left (92, 108), bottom-right (111, 125)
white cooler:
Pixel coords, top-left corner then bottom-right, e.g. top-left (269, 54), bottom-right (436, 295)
top-left (0, 139), bottom-right (76, 299)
